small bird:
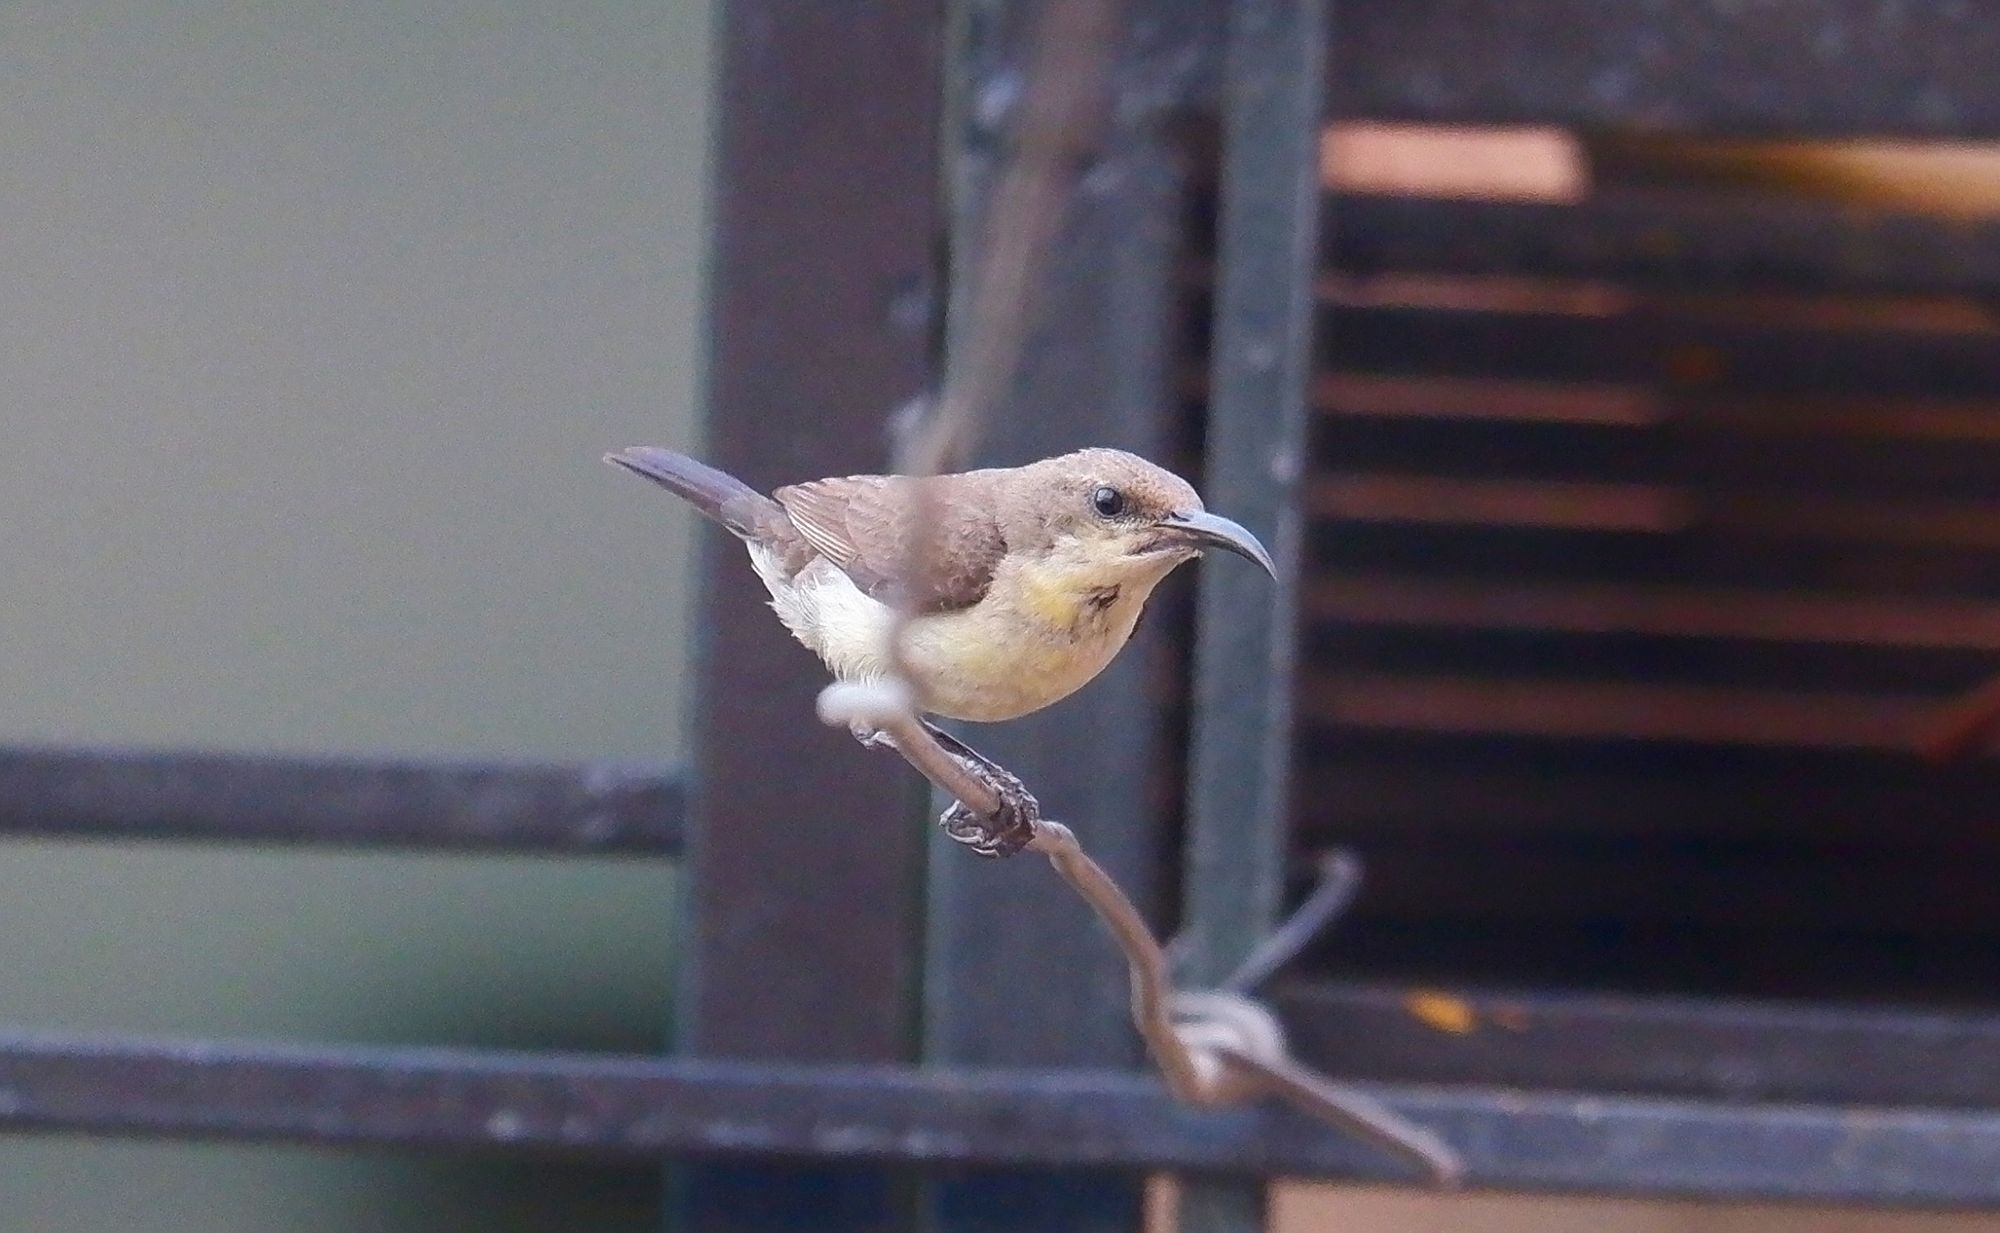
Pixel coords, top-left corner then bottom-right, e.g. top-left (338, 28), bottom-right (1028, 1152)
top-left (605, 446), bottom-right (1274, 725)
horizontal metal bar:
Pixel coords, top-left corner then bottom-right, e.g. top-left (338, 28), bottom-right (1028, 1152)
top-left (1330, 192), bottom-right (2000, 297)
top-left (1277, 981), bottom-right (2000, 1112)
top-left (1328, 2), bottom-right (2000, 137)
top-left (4, 1032), bottom-right (2000, 1206)
top-left (0, 746), bottom-right (683, 855)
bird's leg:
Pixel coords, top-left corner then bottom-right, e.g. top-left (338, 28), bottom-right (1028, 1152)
top-left (918, 720), bottom-right (1040, 859)
top-left (819, 681), bottom-right (1038, 857)
top-left (854, 718), bottom-right (1037, 856)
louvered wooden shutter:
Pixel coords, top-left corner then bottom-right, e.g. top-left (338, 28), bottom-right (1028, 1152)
top-left (1283, 168), bottom-right (2000, 1002)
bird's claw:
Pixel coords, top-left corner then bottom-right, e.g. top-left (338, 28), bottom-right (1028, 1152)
top-left (925, 724), bottom-right (1039, 858)
top-left (938, 773), bottom-right (1039, 857)
top-left (848, 715), bottom-right (1037, 857)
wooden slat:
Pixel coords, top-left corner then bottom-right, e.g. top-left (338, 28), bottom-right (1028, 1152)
top-left (1311, 636), bottom-right (1982, 711)
top-left (1311, 474), bottom-right (1690, 533)
top-left (1317, 416), bottom-right (2000, 501)
top-left (1313, 520), bottom-right (2000, 602)
top-left (1318, 371), bottom-right (1665, 427)
top-left (1302, 673), bottom-right (1937, 751)
top-left (1694, 394), bottom-right (2000, 445)
top-left (1318, 371), bottom-right (2000, 446)
top-left (1343, 842), bottom-right (2000, 933)
top-left (1319, 301), bottom-right (2000, 398)
top-left (1307, 576), bottom-right (2000, 652)
top-left (1291, 741), bottom-right (2000, 847)
top-left (922, 166), bottom-right (1184, 1062)
top-left (1684, 496), bottom-right (2000, 550)
top-left (1312, 475), bottom-right (2000, 548)
top-left (1329, 191), bottom-right (2000, 297)
top-left (1306, 915), bottom-right (2000, 1001)
top-left (1326, 2), bottom-right (2000, 138)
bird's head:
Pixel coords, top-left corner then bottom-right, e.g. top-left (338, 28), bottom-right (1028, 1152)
top-left (1011, 448), bottom-right (1276, 584)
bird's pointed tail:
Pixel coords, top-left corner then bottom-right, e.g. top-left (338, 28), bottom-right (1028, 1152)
top-left (604, 446), bottom-right (787, 543)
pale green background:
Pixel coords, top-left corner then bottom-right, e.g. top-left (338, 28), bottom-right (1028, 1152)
top-left (0, 2), bottom-right (711, 1228)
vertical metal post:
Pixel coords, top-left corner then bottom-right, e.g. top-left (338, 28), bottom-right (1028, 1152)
top-left (919, 129), bottom-right (1183, 1233)
top-left (676, 0), bottom-right (945, 1228)
top-left (1176, 0), bottom-right (1327, 1228)
top-left (919, 2), bottom-right (1202, 1230)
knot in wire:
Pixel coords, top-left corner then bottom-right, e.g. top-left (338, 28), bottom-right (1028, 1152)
top-left (1168, 990), bottom-right (1289, 1104)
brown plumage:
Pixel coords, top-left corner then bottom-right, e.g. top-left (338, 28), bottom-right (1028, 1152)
top-left (774, 473), bottom-right (1007, 613)
top-left (606, 445), bottom-right (1274, 723)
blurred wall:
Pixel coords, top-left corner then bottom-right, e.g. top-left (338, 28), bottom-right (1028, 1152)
top-left (0, 2), bottom-right (710, 1229)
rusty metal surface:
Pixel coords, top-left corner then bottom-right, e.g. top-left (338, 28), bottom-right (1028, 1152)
top-left (4, 1032), bottom-right (2000, 1206)
top-left (1330, 192), bottom-right (2000, 298)
top-left (0, 745), bottom-right (681, 854)
top-left (1327, 2), bottom-right (2000, 138)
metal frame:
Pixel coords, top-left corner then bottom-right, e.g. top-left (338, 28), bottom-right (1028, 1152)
top-left (918, 0), bottom-right (1216, 1227)
top-left (0, 746), bottom-right (682, 854)
top-left (6, 2), bottom-right (2000, 1228)
top-left (673, 0), bottom-right (945, 1226)
top-left (1176, 0), bottom-right (1326, 1227)
top-left (5, 1032), bottom-right (2000, 1207)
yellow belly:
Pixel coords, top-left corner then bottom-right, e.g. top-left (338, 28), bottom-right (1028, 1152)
top-left (898, 583), bottom-right (1148, 722)
top-left (754, 542), bottom-right (1171, 723)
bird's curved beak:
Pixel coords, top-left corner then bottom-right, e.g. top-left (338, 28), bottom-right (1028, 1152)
top-left (1158, 510), bottom-right (1276, 579)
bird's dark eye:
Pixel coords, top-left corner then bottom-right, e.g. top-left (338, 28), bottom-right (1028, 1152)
top-left (1090, 485), bottom-right (1126, 518)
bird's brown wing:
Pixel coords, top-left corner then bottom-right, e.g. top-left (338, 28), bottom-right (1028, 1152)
top-left (773, 474), bottom-right (1004, 614)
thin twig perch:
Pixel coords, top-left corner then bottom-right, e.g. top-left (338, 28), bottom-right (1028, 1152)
top-left (818, 682), bottom-right (1464, 1184)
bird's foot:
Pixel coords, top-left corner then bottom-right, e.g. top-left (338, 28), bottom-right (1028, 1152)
top-left (938, 776), bottom-right (1039, 858)
top-left (924, 722), bottom-right (1039, 859)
